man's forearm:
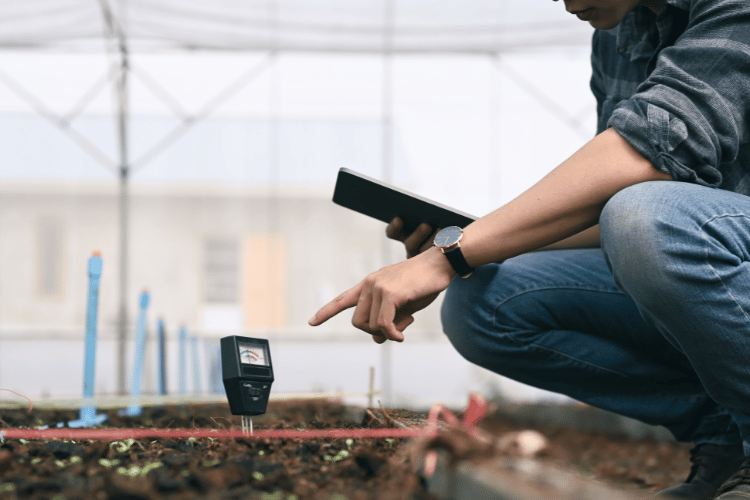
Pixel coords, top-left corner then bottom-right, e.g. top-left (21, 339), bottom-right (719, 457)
top-left (461, 128), bottom-right (672, 265)
top-left (537, 224), bottom-right (601, 250)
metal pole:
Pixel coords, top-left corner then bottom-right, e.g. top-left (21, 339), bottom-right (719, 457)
top-left (117, 42), bottom-right (130, 396)
top-left (380, 0), bottom-right (396, 408)
top-left (489, 53), bottom-right (501, 211)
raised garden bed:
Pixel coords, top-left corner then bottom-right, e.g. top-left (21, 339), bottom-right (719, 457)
top-left (0, 399), bottom-right (692, 500)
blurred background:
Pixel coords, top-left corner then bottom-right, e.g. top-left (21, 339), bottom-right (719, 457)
top-left (0, 0), bottom-right (597, 409)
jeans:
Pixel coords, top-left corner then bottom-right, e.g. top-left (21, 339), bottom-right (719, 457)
top-left (441, 181), bottom-right (750, 456)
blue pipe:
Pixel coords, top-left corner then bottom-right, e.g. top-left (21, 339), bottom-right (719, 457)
top-left (179, 325), bottom-right (187, 395)
top-left (69, 252), bottom-right (108, 428)
top-left (122, 289), bottom-right (150, 416)
top-left (191, 336), bottom-right (202, 395)
top-left (157, 319), bottom-right (166, 396)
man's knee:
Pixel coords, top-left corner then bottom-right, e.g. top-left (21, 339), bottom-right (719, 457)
top-left (600, 182), bottom-right (668, 254)
top-left (440, 256), bottom-right (553, 363)
top-left (600, 182), bottom-right (677, 288)
top-left (440, 266), bottom-right (494, 363)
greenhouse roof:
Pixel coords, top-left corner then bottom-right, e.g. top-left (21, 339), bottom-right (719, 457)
top-left (0, 0), bottom-right (593, 53)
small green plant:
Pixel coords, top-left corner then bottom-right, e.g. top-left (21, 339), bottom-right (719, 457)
top-left (31, 458), bottom-right (42, 465)
top-left (116, 462), bottom-right (163, 478)
top-left (109, 438), bottom-right (135, 453)
top-left (345, 438), bottom-right (354, 450)
top-left (141, 462), bottom-right (164, 476)
top-left (384, 438), bottom-right (395, 448)
top-left (252, 471), bottom-right (264, 481)
top-left (116, 466), bottom-right (140, 477)
top-left (0, 483), bottom-right (15, 492)
top-left (203, 459), bottom-right (221, 467)
top-left (18, 439), bottom-right (29, 445)
top-left (70, 456), bottom-right (82, 464)
top-left (258, 450), bottom-right (265, 456)
top-left (98, 459), bottom-right (121, 468)
top-left (324, 450), bottom-right (350, 463)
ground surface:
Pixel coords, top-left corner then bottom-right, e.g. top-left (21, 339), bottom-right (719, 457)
top-left (478, 410), bottom-right (691, 493)
top-left (0, 400), bottom-right (692, 499)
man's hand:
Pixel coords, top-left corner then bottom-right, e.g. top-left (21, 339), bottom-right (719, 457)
top-left (386, 217), bottom-right (439, 259)
top-left (308, 247), bottom-right (456, 343)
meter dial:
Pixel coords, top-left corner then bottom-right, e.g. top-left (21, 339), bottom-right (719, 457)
top-left (239, 343), bottom-right (267, 366)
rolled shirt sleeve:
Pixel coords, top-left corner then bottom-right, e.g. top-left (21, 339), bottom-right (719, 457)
top-left (607, 0), bottom-right (750, 188)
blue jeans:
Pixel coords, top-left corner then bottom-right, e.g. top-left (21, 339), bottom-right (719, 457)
top-left (441, 181), bottom-right (750, 455)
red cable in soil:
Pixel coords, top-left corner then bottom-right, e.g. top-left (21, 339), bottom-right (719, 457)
top-left (0, 427), bottom-right (431, 441)
top-left (0, 393), bottom-right (487, 443)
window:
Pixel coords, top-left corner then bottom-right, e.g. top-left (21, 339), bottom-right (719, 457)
top-left (243, 234), bottom-right (287, 329)
top-left (204, 237), bottom-right (239, 303)
top-left (37, 216), bottom-right (65, 298)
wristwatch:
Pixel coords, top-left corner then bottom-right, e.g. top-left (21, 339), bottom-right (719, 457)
top-left (433, 226), bottom-right (474, 278)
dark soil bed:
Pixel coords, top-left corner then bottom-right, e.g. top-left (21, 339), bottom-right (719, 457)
top-left (0, 400), bottom-right (691, 499)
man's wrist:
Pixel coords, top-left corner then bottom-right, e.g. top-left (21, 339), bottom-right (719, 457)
top-left (427, 246), bottom-right (458, 280)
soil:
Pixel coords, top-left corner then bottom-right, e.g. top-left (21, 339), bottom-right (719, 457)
top-left (0, 400), bottom-right (692, 500)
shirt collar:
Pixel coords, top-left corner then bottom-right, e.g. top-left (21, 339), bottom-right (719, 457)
top-left (613, 0), bottom-right (689, 62)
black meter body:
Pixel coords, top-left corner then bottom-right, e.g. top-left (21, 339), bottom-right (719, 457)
top-left (221, 336), bottom-right (274, 416)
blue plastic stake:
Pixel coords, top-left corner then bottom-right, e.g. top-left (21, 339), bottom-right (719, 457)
top-left (69, 252), bottom-right (108, 428)
top-left (121, 289), bottom-right (150, 416)
top-left (191, 336), bottom-right (202, 395)
top-left (179, 326), bottom-right (187, 395)
top-left (157, 319), bottom-right (167, 396)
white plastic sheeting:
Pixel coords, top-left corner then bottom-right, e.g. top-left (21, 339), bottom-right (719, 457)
top-left (0, 0), bottom-right (593, 53)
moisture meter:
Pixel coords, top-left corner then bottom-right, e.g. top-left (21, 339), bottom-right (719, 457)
top-left (221, 336), bottom-right (274, 416)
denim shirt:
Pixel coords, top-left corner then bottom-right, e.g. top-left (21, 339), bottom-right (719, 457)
top-left (591, 0), bottom-right (750, 194)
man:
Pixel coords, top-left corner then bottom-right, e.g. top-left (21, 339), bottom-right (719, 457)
top-left (309, 0), bottom-right (750, 498)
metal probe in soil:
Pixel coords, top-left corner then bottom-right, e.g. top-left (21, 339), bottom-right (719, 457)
top-left (241, 415), bottom-right (253, 436)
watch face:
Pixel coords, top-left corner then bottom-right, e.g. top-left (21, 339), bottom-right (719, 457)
top-left (434, 226), bottom-right (463, 247)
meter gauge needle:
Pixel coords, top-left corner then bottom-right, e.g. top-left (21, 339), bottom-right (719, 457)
top-left (240, 349), bottom-right (255, 364)
top-left (240, 348), bottom-right (265, 365)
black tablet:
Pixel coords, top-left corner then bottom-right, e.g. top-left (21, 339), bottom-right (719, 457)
top-left (332, 168), bottom-right (477, 234)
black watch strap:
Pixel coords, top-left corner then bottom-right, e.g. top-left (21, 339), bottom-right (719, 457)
top-left (443, 246), bottom-right (474, 278)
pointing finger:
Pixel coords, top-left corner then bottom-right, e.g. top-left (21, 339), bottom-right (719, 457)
top-left (309, 284), bottom-right (361, 326)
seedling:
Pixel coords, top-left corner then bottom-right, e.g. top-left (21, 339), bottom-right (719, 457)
top-left (109, 438), bottom-right (135, 453)
top-left (115, 461), bottom-right (163, 478)
top-left (221, 336), bottom-right (274, 436)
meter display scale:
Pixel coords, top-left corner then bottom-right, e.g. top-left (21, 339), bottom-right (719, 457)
top-left (221, 336), bottom-right (274, 417)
